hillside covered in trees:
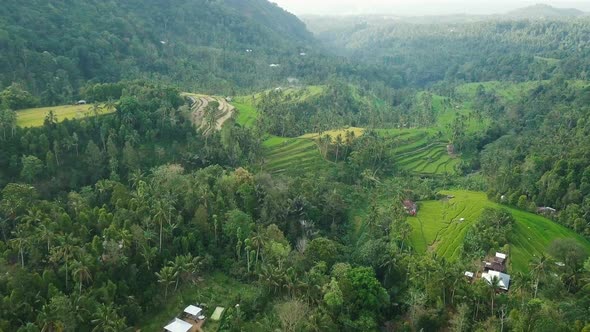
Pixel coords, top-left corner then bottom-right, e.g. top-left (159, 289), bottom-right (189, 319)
top-left (2, 1), bottom-right (590, 332)
top-left (0, 0), bottom-right (314, 105)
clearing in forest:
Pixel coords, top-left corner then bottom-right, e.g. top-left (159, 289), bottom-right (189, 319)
top-left (184, 94), bottom-right (235, 134)
top-left (16, 104), bottom-right (110, 127)
top-left (407, 190), bottom-right (590, 273)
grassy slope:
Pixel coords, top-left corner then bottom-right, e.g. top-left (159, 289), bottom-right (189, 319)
top-left (16, 104), bottom-right (105, 127)
top-left (231, 97), bottom-right (259, 128)
top-left (408, 190), bottom-right (590, 273)
top-left (140, 272), bottom-right (257, 332)
top-left (263, 136), bottom-right (331, 174)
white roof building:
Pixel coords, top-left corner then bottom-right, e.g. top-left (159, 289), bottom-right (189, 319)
top-left (164, 318), bottom-right (192, 332)
top-left (482, 270), bottom-right (511, 291)
top-left (464, 271), bottom-right (474, 278)
top-left (184, 305), bottom-right (203, 317)
top-left (495, 252), bottom-right (507, 260)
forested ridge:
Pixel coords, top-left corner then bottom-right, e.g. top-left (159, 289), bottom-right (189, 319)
top-left (1, 1), bottom-right (590, 332)
top-left (0, 0), bottom-right (313, 104)
top-left (306, 18), bottom-right (590, 87)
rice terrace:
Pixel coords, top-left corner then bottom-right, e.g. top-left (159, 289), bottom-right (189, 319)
top-left (408, 191), bottom-right (590, 273)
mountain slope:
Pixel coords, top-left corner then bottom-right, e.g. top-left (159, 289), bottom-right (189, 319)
top-left (506, 4), bottom-right (585, 19)
top-left (0, 0), bottom-right (314, 105)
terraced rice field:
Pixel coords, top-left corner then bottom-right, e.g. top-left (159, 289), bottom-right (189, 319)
top-left (184, 94), bottom-right (235, 133)
top-left (379, 129), bottom-right (459, 175)
top-left (408, 190), bottom-right (590, 273)
top-left (262, 137), bottom-right (330, 174)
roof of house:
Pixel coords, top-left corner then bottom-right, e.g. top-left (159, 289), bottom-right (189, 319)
top-left (482, 270), bottom-right (511, 291)
top-left (184, 305), bottom-right (203, 316)
top-left (485, 261), bottom-right (506, 272)
top-left (495, 252), bottom-right (507, 260)
top-left (464, 271), bottom-right (474, 278)
top-left (164, 318), bottom-right (192, 332)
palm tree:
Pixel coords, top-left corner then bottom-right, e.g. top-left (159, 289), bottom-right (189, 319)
top-left (249, 229), bottom-right (264, 268)
top-left (36, 218), bottom-right (55, 253)
top-left (151, 195), bottom-right (176, 253)
top-left (37, 304), bottom-right (65, 332)
top-left (334, 134), bottom-right (343, 162)
top-left (9, 226), bottom-right (30, 268)
top-left (489, 276), bottom-right (501, 314)
top-left (91, 304), bottom-right (127, 332)
top-left (71, 260), bottom-right (93, 294)
top-left (50, 234), bottom-right (80, 290)
top-left (530, 255), bottom-right (550, 298)
top-left (169, 254), bottom-right (197, 291)
top-left (156, 266), bottom-right (178, 301)
top-left (103, 98), bottom-right (117, 114)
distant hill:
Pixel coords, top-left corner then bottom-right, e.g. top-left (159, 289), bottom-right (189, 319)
top-left (0, 0), bottom-right (315, 105)
top-left (506, 3), bottom-right (585, 19)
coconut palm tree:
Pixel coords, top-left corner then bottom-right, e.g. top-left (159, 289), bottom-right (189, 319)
top-left (36, 218), bottom-right (55, 253)
top-left (37, 304), bottom-right (65, 332)
top-left (50, 234), bottom-right (80, 290)
top-left (489, 276), bottom-right (501, 314)
top-left (156, 266), bottom-right (178, 301)
top-left (530, 255), bottom-right (550, 298)
top-left (9, 225), bottom-right (31, 268)
top-left (169, 254), bottom-right (198, 291)
top-left (71, 259), bottom-right (93, 294)
top-left (91, 303), bottom-right (127, 332)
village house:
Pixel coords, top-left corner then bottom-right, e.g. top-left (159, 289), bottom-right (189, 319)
top-left (482, 270), bottom-right (511, 291)
top-left (481, 252), bottom-right (511, 291)
top-left (403, 200), bottom-right (418, 216)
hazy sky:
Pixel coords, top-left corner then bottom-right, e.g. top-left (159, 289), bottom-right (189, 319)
top-left (271, 0), bottom-right (590, 16)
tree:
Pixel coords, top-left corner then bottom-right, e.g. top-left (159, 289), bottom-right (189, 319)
top-left (449, 303), bottom-right (470, 332)
top-left (9, 224), bottom-right (31, 268)
top-left (151, 194), bottom-right (176, 253)
top-left (50, 234), bottom-right (80, 290)
top-left (156, 266), bottom-right (177, 301)
top-left (323, 278), bottom-right (344, 312)
top-left (488, 276), bottom-right (501, 314)
top-left (530, 255), bottom-right (550, 298)
top-left (275, 299), bottom-right (309, 332)
top-left (509, 298), bottom-right (544, 332)
top-left (169, 254), bottom-right (201, 291)
top-left (71, 260), bottom-right (92, 294)
top-left (20, 155), bottom-right (44, 183)
top-left (36, 295), bottom-right (76, 332)
top-left (0, 84), bottom-right (38, 110)
top-left (91, 303), bottom-right (127, 332)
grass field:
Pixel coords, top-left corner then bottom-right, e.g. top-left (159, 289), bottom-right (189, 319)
top-left (231, 97), bottom-right (259, 128)
top-left (16, 104), bottom-right (106, 127)
top-left (408, 190), bottom-right (590, 273)
top-left (140, 272), bottom-right (257, 332)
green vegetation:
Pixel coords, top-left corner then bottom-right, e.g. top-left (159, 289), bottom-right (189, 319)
top-left (263, 137), bottom-right (331, 174)
top-left (16, 104), bottom-right (111, 127)
top-left (408, 191), bottom-right (590, 273)
top-left (231, 97), bottom-right (259, 128)
top-left (3, 2), bottom-right (590, 332)
top-left (141, 272), bottom-right (256, 332)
